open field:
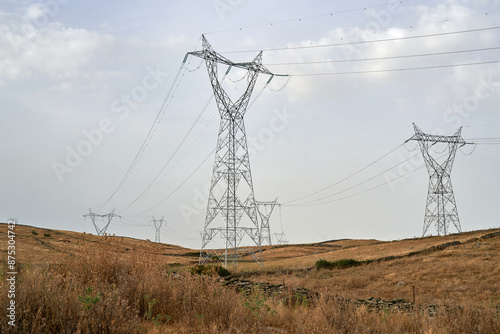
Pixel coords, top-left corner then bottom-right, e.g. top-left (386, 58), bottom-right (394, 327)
top-left (1, 223), bottom-right (499, 333)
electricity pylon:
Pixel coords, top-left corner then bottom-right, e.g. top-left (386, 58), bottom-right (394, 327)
top-left (273, 232), bottom-right (289, 245)
top-left (188, 35), bottom-right (284, 268)
top-left (151, 216), bottom-right (165, 243)
top-left (408, 124), bottom-right (467, 236)
top-left (83, 209), bottom-right (121, 236)
top-left (256, 199), bottom-right (279, 246)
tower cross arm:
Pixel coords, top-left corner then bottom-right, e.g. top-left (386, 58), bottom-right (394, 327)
top-left (187, 35), bottom-right (284, 76)
top-left (407, 123), bottom-right (467, 146)
top-left (187, 50), bottom-right (275, 75)
top-left (256, 199), bottom-right (280, 206)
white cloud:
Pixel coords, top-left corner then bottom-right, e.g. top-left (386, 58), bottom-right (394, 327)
top-left (0, 6), bottom-right (115, 81)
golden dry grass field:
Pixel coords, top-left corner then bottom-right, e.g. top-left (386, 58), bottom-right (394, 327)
top-left (0, 223), bottom-right (499, 333)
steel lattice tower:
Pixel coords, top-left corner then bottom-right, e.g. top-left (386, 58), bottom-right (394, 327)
top-left (408, 124), bottom-right (466, 236)
top-left (256, 199), bottom-right (278, 246)
top-left (151, 216), bottom-right (165, 243)
top-left (83, 209), bottom-right (121, 236)
top-left (273, 232), bottom-right (289, 245)
top-left (188, 36), bottom-right (277, 268)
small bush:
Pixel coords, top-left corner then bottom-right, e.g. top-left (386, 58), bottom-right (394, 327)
top-left (335, 259), bottom-right (362, 269)
top-left (44, 232), bottom-right (51, 237)
top-left (31, 230), bottom-right (38, 235)
top-left (315, 259), bottom-right (333, 270)
top-left (315, 258), bottom-right (362, 270)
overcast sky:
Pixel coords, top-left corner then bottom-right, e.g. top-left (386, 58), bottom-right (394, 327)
top-left (1, 0), bottom-right (499, 249)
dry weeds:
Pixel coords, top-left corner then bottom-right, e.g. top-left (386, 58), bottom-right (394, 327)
top-left (0, 224), bottom-right (499, 333)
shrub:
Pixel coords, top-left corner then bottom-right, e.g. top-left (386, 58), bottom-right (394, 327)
top-left (31, 230), bottom-right (38, 235)
top-left (335, 259), bottom-right (362, 269)
top-left (315, 259), bottom-right (333, 270)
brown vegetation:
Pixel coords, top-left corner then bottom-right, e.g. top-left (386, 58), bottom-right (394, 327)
top-left (0, 224), bottom-right (499, 333)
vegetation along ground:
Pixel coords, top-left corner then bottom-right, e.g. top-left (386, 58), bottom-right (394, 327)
top-left (0, 223), bottom-right (499, 333)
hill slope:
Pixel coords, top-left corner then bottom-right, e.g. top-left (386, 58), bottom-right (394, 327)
top-left (1, 223), bottom-right (499, 333)
top-left (1, 223), bottom-right (499, 305)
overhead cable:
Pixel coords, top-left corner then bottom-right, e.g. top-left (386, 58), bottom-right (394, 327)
top-left (289, 59), bottom-right (500, 76)
top-left (221, 26), bottom-right (500, 54)
top-left (203, 0), bottom-right (413, 35)
top-left (284, 143), bottom-right (404, 204)
top-left (94, 58), bottom-right (189, 212)
top-left (265, 46), bottom-right (500, 66)
top-left (286, 162), bottom-right (426, 207)
top-left (288, 150), bottom-right (422, 206)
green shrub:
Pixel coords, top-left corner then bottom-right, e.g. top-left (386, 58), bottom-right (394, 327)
top-left (315, 259), bottom-right (333, 270)
top-left (31, 230), bottom-right (38, 235)
top-left (335, 259), bottom-right (362, 269)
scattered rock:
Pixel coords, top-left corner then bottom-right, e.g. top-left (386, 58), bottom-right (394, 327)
top-left (396, 281), bottom-right (405, 287)
top-left (222, 276), bottom-right (314, 300)
top-left (355, 297), bottom-right (414, 311)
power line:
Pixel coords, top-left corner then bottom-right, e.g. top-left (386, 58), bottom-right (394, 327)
top-left (265, 46), bottom-right (500, 66)
top-left (221, 25), bottom-right (500, 54)
top-left (285, 123), bottom-right (412, 200)
top-left (205, 2), bottom-right (499, 39)
top-left (117, 92), bottom-right (215, 213)
top-left (286, 163), bottom-right (426, 207)
top-left (465, 137), bottom-right (500, 140)
top-left (284, 143), bottom-right (404, 204)
top-left (465, 137), bottom-right (500, 145)
top-left (203, 0), bottom-right (413, 35)
top-left (289, 149), bottom-right (422, 206)
top-left (94, 59), bottom-right (189, 212)
top-left (289, 59), bottom-right (500, 77)
top-left (129, 147), bottom-right (215, 217)
top-left (120, 217), bottom-right (148, 226)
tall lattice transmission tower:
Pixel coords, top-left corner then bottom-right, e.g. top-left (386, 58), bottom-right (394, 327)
top-left (151, 216), bottom-right (165, 243)
top-left (83, 209), bottom-right (121, 236)
top-left (188, 36), bottom-right (283, 268)
top-left (256, 199), bottom-right (279, 246)
top-left (408, 123), bottom-right (467, 236)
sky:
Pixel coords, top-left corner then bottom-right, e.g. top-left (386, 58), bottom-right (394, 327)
top-left (1, 0), bottom-right (500, 250)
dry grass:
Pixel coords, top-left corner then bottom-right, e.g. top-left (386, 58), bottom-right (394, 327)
top-left (0, 224), bottom-right (499, 333)
top-left (237, 229), bottom-right (496, 271)
top-left (241, 232), bottom-right (500, 306)
top-left (0, 224), bottom-right (199, 266)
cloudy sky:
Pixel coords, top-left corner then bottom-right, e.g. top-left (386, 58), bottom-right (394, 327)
top-left (2, 0), bottom-right (500, 249)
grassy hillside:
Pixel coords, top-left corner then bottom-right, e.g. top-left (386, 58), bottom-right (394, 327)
top-left (0, 223), bottom-right (499, 333)
top-left (237, 229), bottom-right (500, 305)
top-left (0, 223), bottom-right (199, 265)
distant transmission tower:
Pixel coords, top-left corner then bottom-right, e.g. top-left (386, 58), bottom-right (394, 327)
top-left (256, 199), bottom-right (279, 246)
top-left (189, 35), bottom-right (284, 268)
top-left (273, 232), bottom-right (289, 245)
top-left (408, 124), bottom-right (467, 236)
top-left (83, 209), bottom-right (121, 236)
top-left (151, 216), bottom-right (165, 243)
